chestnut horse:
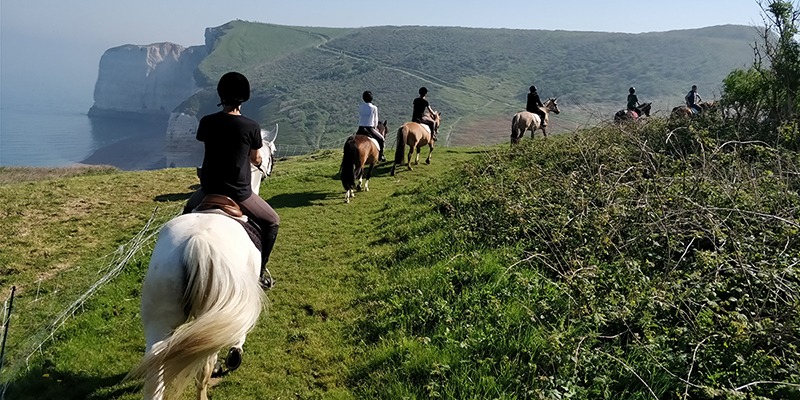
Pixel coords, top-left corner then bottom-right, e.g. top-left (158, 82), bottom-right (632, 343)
top-left (614, 102), bottom-right (652, 122)
top-left (390, 111), bottom-right (442, 176)
top-left (510, 98), bottom-right (560, 144)
top-left (672, 101), bottom-right (715, 118)
top-left (341, 120), bottom-right (388, 203)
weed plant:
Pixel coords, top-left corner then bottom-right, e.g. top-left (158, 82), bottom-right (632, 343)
top-left (353, 116), bottom-right (800, 399)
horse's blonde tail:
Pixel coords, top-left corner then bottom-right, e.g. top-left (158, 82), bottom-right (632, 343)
top-left (394, 126), bottom-right (407, 166)
top-left (128, 232), bottom-right (264, 399)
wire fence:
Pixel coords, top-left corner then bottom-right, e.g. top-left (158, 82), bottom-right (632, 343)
top-left (0, 204), bottom-right (182, 397)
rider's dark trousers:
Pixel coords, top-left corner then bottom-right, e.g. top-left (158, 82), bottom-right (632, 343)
top-left (184, 189), bottom-right (280, 268)
top-left (356, 126), bottom-right (384, 152)
top-left (412, 116), bottom-right (436, 135)
top-left (527, 108), bottom-right (547, 124)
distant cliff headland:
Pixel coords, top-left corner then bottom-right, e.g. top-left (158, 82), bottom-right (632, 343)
top-left (90, 21), bottom-right (759, 168)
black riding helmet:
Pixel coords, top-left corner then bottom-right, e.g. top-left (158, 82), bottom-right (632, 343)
top-left (362, 90), bottom-right (373, 103)
top-left (419, 87), bottom-right (428, 96)
top-left (217, 72), bottom-right (250, 106)
top-left (530, 86), bottom-right (537, 93)
top-left (630, 87), bottom-right (636, 93)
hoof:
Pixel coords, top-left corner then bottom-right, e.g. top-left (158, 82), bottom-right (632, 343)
top-left (226, 347), bottom-right (243, 371)
top-left (425, 160), bottom-right (431, 165)
top-left (211, 361), bottom-right (225, 378)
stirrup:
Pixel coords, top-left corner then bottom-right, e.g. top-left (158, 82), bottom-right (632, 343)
top-left (259, 267), bottom-right (275, 290)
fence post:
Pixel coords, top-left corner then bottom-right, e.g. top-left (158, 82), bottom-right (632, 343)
top-left (0, 286), bottom-right (16, 400)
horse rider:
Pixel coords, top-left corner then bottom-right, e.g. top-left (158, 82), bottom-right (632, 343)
top-left (183, 71), bottom-right (280, 290)
top-left (412, 87), bottom-right (438, 141)
top-left (526, 86), bottom-right (547, 128)
top-left (685, 84), bottom-right (703, 114)
top-left (357, 91), bottom-right (386, 162)
top-left (627, 87), bottom-right (640, 111)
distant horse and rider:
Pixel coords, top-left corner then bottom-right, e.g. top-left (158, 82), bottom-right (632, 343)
top-left (510, 98), bottom-right (560, 144)
top-left (614, 102), bottom-right (652, 122)
top-left (672, 101), bottom-right (715, 118)
top-left (672, 84), bottom-right (714, 117)
top-left (341, 120), bottom-right (388, 203)
top-left (390, 110), bottom-right (442, 175)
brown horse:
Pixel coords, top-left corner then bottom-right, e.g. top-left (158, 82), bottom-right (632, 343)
top-left (614, 102), bottom-right (652, 122)
top-left (672, 101), bottom-right (715, 118)
top-left (340, 120), bottom-right (388, 203)
top-left (510, 98), bottom-right (560, 144)
top-left (390, 111), bottom-right (442, 176)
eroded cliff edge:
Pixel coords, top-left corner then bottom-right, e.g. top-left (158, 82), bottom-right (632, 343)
top-left (89, 42), bottom-right (206, 120)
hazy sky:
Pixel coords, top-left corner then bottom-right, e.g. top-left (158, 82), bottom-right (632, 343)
top-left (1, 0), bottom-right (767, 109)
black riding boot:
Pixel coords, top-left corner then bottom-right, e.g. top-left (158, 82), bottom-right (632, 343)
top-left (259, 225), bottom-right (279, 290)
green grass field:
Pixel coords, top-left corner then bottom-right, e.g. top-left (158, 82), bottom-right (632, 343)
top-left (0, 144), bottom-right (492, 400)
top-left (2, 115), bottom-right (799, 399)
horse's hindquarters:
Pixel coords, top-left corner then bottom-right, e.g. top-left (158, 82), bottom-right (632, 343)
top-left (138, 213), bottom-right (263, 400)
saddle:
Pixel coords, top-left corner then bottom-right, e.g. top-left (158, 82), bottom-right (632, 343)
top-left (195, 194), bottom-right (243, 218)
top-left (193, 194), bottom-right (262, 254)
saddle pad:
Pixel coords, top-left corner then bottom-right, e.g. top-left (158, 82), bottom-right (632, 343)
top-left (630, 110), bottom-right (639, 119)
top-left (420, 124), bottom-right (431, 133)
top-left (367, 137), bottom-right (379, 149)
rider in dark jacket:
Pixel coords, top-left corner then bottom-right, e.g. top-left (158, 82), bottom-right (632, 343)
top-left (526, 86), bottom-right (547, 128)
top-left (627, 87), bottom-right (640, 111)
top-left (685, 85), bottom-right (703, 114)
top-left (412, 87), bottom-right (438, 140)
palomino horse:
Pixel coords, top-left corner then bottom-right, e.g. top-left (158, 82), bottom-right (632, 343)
top-left (510, 98), bottom-right (560, 144)
top-left (129, 136), bottom-right (277, 400)
top-left (390, 111), bottom-right (442, 176)
top-left (672, 101), bottom-right (715, 118)
top-left (340, 120), bottom-right (388, 203)
top-left (614, 102), bottom-right (652, 122)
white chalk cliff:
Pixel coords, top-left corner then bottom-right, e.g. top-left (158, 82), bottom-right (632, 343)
top-left (164, 112), bottom-right (204, 168)
top-left (90, 42), bottom-right (205, 118)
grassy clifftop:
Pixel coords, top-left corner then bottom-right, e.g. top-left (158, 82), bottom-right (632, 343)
top-left (2, 110), bottom-right (798, 398)
top-left (179, 22), bottom-right (758, 149)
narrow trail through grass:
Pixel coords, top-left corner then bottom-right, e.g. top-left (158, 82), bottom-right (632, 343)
top-left (2, 145), bottom-right (496, 399)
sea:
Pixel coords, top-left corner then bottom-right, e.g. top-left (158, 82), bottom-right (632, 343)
top-left (0, 97), bottom-right (167, 170)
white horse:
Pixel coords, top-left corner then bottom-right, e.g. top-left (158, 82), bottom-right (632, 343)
top-left (130, 126), bottom-right (278, 400)
top-left (251, 124), bottom-right (278, 196)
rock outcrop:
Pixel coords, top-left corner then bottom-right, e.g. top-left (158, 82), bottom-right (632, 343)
top-left (164, 112), bottom-right (204, 168)
top-left (89, 42), bottom-right (205, 119)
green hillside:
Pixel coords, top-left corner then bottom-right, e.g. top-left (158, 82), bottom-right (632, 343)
top-left (177, 21), bottom-right (758, 149)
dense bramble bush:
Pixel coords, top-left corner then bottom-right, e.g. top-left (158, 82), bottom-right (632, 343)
top-left (353, 115), bottom-right (800, 399)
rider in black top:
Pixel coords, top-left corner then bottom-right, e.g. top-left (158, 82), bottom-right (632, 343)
top-left (526, 86), bottom-right (547, 128)
top-left (412, 87), bottom-right (437, 140)
top-left (184, 72), bottom-right (279, 291)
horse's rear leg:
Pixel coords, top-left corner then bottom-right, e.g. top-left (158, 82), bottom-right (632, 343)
top-left (364, 164), bottom-right (375, 191)
top-left (406, 145), bottom-right (414, 171)
top-left (195, 354), bottom-right (216, 400)
top-left (425, 144), bottom-right (433, 164)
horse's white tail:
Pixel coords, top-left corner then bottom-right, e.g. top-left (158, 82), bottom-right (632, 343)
top-left (129, 231), bottom-right (265, 399)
